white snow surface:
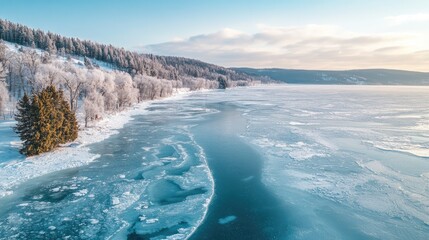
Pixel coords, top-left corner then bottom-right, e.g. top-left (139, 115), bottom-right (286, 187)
top-left (0, 89), bottom-right (193, 198)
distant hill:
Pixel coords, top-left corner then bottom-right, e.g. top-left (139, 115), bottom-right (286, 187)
top-left (233, 68), bottom-right (429, 85)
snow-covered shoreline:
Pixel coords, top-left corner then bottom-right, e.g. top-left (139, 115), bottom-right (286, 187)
top-left (0, 88), bottom-right (195, 199)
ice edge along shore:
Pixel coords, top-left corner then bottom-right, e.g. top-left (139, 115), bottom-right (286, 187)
top-left (0, 89), bottom-right (203, 198)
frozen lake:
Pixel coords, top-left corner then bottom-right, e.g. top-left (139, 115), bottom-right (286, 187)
top-left (1, 85), bottom-right (429, 239)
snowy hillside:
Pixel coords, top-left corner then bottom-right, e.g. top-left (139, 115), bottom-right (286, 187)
top-left (4, 41), bottom-right (115, 72)
top-left (0, 18), bottom-right (256, 83)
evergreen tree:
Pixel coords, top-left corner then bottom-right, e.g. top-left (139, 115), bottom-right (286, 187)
top-left (15, 85), bottom-right (78, 156)
top-left (27, 95), bottom-right (43, 155)
top-left (14, 93), bottom-right (34, 155)
top-left (57, 88), bottom-right (78, 143)
top-left (217, 76), bottom-right (229, 89)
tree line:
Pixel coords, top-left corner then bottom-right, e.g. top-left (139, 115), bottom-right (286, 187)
top-left (0, 18), bottom-right (255, 82)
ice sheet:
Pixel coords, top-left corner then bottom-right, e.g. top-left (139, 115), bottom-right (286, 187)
top-left (240, 85), bottom-right (429, 239)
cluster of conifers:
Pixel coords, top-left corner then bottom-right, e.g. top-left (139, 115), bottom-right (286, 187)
top-left (14, 85), bottom-right (78, 156)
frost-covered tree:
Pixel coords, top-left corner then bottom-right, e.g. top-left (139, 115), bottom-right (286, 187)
top-left (83, 91), bottom-right (103, 127)
top-left (0, 61), bottom-right (9, 117)
top-left (84, 69), bottom-right (104, 94)
top-left (134, 75), bottom-right (150, 101)
top-left (134, 75), bottom-right (158, 100)
top-left (0, 76), bottom-right (9, 117)
top-left (84, 56), bottom-right (94, 69)
top-left (134, 75), bottom-right (175, 100)
top-left (10, 53), bottom-right (30, 97)
top-left (115, 72), bottom-right (137, 109)
top-left (41, 52), bottom-right (52, 64)
top-left (34, 63), bottom-right (61, 91)
top-left (159, 80), bottom-right (173, 98)
top-left (102, 73), bottom-right (118, 112)
top-left (0, 41), bottom-right (6, 64)
top-left (59, 62), bottom-right (86, 111)
top-left (171, 80), bottom-right (183, 91)
top-left (83, 69), bottom-right (105, 126)
top-left (22, 49), bottom-right (40, 92)
top-left (0, 62), bottom-right (6, 82)
top-left (0, 42), bottom-right (16, 95)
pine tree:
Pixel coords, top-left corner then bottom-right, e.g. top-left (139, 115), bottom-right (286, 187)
top-left (54, 87), bottom-right (78, 144)
top-left (14, 93), bottom-right (33, 155)
top-left (15, 85), bottom-right (78, 156)
top-left (27, 95), bottom-right (43, 155)
top-left (217, 76), bottom-right (229, 89)
top-left (37, 87), bottom-right (56, 152)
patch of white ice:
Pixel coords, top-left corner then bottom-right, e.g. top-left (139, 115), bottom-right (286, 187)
top-left (364, 138), bottom-right (429, 158)
top-left (73, 189), bottom-right (88, 197)
top-left (145, 218), bottom-right (159, 224)
top-left (89, 219), bottom-right (99, 224)
top-left (218, 215), bottom-right (237, 224)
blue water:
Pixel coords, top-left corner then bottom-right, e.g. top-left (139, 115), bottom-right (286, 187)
top-left (189, 103), bottom-right (289, 239)
top-left (1, 85), bottom-right (429, 239)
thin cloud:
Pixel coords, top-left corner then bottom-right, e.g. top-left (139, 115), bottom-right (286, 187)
top-left (144, 25), bottom-right (429, 71)
top-left (385, 13), bottom-right (429, 25)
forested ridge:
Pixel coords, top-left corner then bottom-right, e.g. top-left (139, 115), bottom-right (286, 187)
top-left (0, 18), bottom-right (253, 81)
top-left (0, 18), bottom-right (260, 128)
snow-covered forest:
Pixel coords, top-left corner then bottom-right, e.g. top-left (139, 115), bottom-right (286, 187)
top-left (0, 41), bottom-right (206, 123)
top-left (0, 19), bottom-right (254, 81)
top-left (0, 19), bottom-right (260, 126)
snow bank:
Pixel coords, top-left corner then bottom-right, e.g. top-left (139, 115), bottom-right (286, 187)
top-left (0, 88), bottom-right (194, 198)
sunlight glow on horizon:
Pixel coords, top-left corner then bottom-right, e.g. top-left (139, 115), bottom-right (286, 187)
top-left (145, 24), bottom-right (429, 71)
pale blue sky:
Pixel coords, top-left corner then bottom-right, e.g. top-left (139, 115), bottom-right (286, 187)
top-left (1, 0), bottom-right (429, 70)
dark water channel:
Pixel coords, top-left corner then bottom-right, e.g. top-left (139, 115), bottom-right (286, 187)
top-left (189, 103), bottom-right (289, 240)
